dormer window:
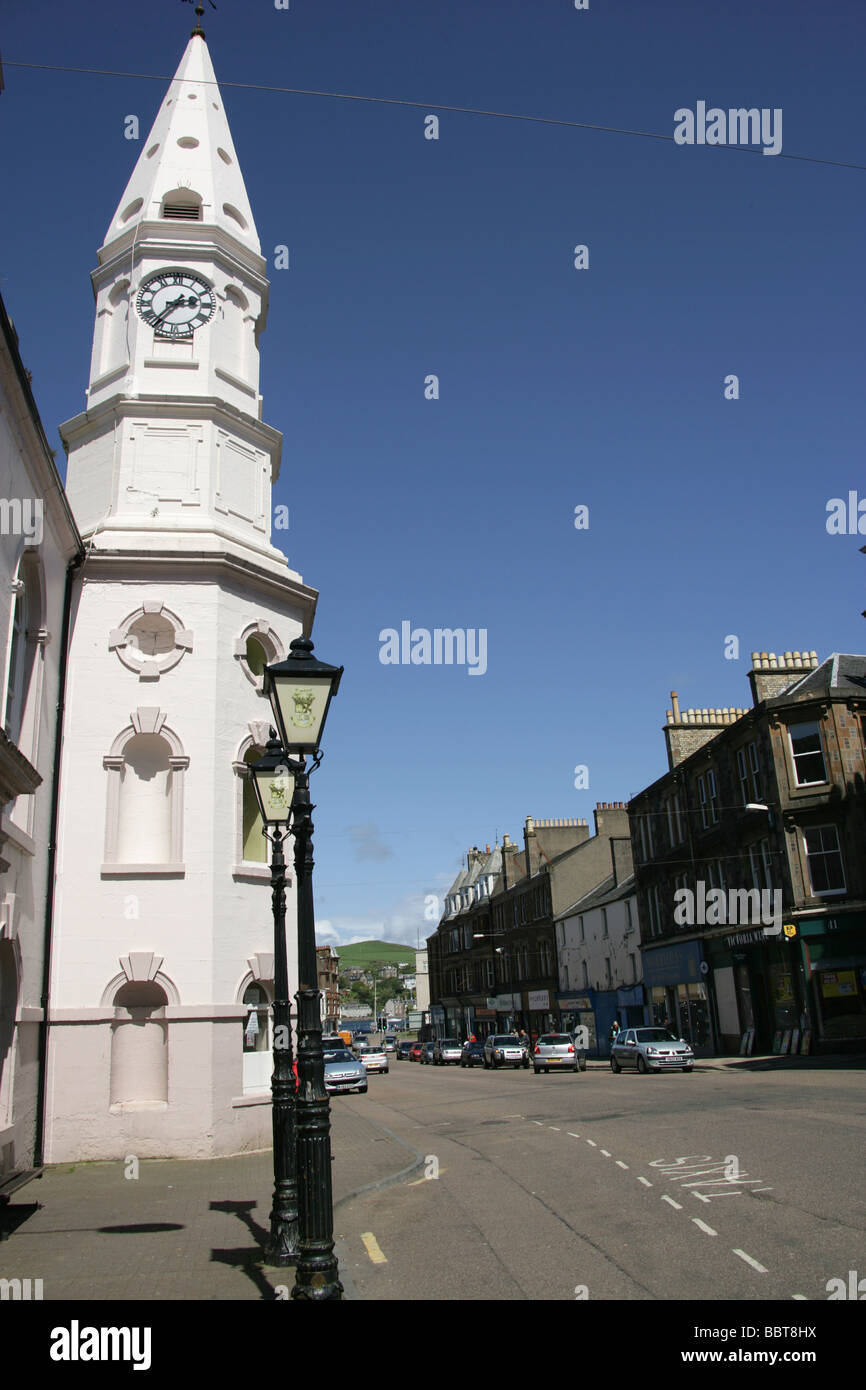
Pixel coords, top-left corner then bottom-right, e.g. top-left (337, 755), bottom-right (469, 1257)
top-left (161, 188), bottom-right (202, 221)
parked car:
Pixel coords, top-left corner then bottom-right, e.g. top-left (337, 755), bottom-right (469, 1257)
top-left (483, 1034), bottom-right (529, 1069)
top-left (396, 1040), bottom-right (414, 1060)
top-left (532, 1033), bottom-right (584, 1074)
top-left (460, 1040), bottom-right (486, 1068)
top-left (324, 1048), bottom-right (368, 1094)
top-left (420, 1041), bottom-right (436, 1065)
top-left (433, 1038), bottom-right (463, 1065)
top-left (356, 1044), bottom-right (389, 1074)
top-left (409, 1041), bottom-right (424, 1061)
top-left (610, 1027), bottom-right (695, 1074)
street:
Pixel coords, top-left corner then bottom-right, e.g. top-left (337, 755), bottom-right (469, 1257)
top-left (335, 1058), bottom-right (866, 1301)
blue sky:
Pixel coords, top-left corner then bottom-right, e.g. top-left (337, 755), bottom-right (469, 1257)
top-left (2, 0), bottom-right (864, 950)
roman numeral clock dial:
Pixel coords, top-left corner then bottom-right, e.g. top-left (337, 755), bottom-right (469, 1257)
top-left (135, 269), bottom-right (215, 338)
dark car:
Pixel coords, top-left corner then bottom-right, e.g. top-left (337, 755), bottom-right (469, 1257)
top-left (396, 1040), bottom-right (414, 1060)
top-left (409, 1041), bottom-right (424, 1061)
top-left (460, 1040), bottom-right (486, 1068)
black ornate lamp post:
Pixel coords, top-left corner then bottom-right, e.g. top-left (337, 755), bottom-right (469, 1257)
top-left (262, 636), bottom-right (344, 1301)
top-left (248, 736), bottom-right (301, 1265)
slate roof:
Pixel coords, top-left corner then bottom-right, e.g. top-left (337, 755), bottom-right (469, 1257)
top-left (771, 653), bottom-right (866, 703)
top-left (554, 872), bottom-right (637, 922)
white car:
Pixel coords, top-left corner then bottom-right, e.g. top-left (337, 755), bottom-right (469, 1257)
top-left (356, 1045), bottom-right (389, 1075)
top-left (483, 1034), bottom-right (529, 1070)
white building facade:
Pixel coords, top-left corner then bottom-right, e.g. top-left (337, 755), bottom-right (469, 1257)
top-left (554, 873), bottom-right (647, 1055)
top-left (0, 296), bottom-right (82, 1180)
top-left (44, 33), bottom-right (317, 1161)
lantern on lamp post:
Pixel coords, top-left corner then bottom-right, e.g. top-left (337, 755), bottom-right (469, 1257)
top-left (247, 735), bottom-right (301, 1266)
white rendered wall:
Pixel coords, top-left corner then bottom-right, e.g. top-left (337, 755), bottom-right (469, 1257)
top-left (46, 568), bottom-right (307, 1161)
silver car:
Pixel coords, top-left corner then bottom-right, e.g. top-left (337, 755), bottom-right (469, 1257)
top-left (324, 1048), bottom-right (368, 1094)
top-left (356, 1044), bottom-right (389, 1075)
top-left (610, 1027), bottom-right (695, 1074)
top-left (432, 1038), bottom-right (463, 1065)
top-left (483, 1034), bottom-right (529, 1070)
top-left (532, 1033), bottom-right (584, 1074)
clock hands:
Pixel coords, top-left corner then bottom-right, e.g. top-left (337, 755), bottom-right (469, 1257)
top-left (151, 293), bottom-right (200, 328)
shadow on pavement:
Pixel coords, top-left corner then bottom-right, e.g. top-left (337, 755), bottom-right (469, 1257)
top-left (209, 1198), bottom-right (286, 1299)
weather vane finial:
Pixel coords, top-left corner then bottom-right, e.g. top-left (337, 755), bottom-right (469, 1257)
top-left (182, 0), bottom-right (216, 39)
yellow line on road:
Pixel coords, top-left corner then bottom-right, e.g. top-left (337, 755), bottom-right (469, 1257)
top-left (361, 1232), bottom-right (387, 1264)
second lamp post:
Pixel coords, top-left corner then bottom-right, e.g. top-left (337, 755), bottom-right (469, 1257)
top-left (249, 635), bottom-right (344, 1300)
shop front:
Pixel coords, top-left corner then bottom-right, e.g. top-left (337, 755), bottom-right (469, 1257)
top-left (616, 983), bottom-right (647, 1030)
top-left (555, 991), bottom-right (602, 1056)
top-left (706, 926), bottom-right (805, 1055)
top-left (798, 912), bottom-right (866, 1054)
top-left (640, 939), bottom-right (714, 1055)
top-left (514, 989), bottom-right (557, 1045)
top-left (492, 992), bottom-right (521, 1033)
top-left (473, 1006), bottom-right (497, 1039)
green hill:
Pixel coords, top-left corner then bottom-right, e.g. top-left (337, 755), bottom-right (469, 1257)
top-left (333, 940), bottom-right (416, 972)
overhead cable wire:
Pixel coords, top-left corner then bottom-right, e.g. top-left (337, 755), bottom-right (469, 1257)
top-left (4, 60), bottom-right (865, 171)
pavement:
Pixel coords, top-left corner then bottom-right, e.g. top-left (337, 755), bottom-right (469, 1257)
top-left (0, 1099), bottom-right (424, 1301)
top-left (336, 1053), bottom-right (866, 1303)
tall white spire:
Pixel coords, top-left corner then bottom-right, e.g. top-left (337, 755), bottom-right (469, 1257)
top-left (104, 34), bottom-right (259, 255)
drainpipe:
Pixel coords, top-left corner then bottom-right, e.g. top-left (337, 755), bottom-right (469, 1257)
top-left (34, 548), bottom-right (84, 1166)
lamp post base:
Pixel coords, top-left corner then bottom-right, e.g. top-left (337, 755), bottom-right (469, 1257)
top-left (265, 1219), bottom-right (300, 1268)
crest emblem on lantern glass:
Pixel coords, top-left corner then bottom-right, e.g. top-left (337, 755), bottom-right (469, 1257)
top-left (291, 688), bottom-right (315, 728)
top-left (269, 775), bottom-right (290, 809)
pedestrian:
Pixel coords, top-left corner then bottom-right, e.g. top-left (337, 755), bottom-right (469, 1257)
top-left (608, 1018), bottom-right (621, 1046)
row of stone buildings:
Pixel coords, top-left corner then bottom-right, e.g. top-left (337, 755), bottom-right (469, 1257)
top-left (427, 650), bottom-right (866, 1056)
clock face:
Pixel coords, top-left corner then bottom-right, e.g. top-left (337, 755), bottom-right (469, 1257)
top-left (136, 269), bottom-right (215, 337)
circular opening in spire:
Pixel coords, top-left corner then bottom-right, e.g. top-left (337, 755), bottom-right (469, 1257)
top-left (223, 203), bottom-right (248, 231)
top-left (212, 104), bottom-right (220, 111)
top-left (145, 143), bottom-right (159, 159)
top-left (177, 137), bottom-right (200, 149)
top-left (187, 93), bottom-right (198, 101)
top-left (120, 198), bottom-right (144, 224)
top-left (217, 148), bottom-right (233, 165)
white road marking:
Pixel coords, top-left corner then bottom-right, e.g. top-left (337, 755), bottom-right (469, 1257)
top-left (753, 1187), bottom-right (773, 1193)
top-left (637, 1176), bottom-right (652, 1187)
top-left (586, 1139), bottom-right (597, 1147)
top-left (549, 1126), bottom-right (561, 1131)
top-left (692, 1219), bottom-right (717, 1236)
top-left (733, 1248), bottom-right (768, 1273)
top-left (616, 1160), bottom-right (629, 1170)
top-left (361, 1232), bottom-right (387, 1264)
top-left (661, 1195), bottom-right (682, 1209)
top-left (792, 1295), bottom-right (807, 1301)
top-left (568, 1132), bottom-right (581, 1138)
top-left (600, 1149), bottom-right (611, 1157)
top-left (504, 1114), bottom-right (524, 1118)
top-left (531, 1120), bottom-right (544, 1126)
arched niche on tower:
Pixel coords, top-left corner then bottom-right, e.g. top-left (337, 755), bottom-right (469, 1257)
top-left (232, 725), bottom-right (281, 879)
top-left (218, 282), bottom-right (256, 384)
top-left (109, 979), bottom-right (169, 1110)
top-left (102, 710), bottom-right (188, 876)
top-left (96, 278), bottom-right (131, 379)
top-left (3, 548), bottom-right (47, 837)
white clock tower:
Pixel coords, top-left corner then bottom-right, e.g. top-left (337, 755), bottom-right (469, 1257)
top-left (45, 25), bottom-right (317, 1161)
